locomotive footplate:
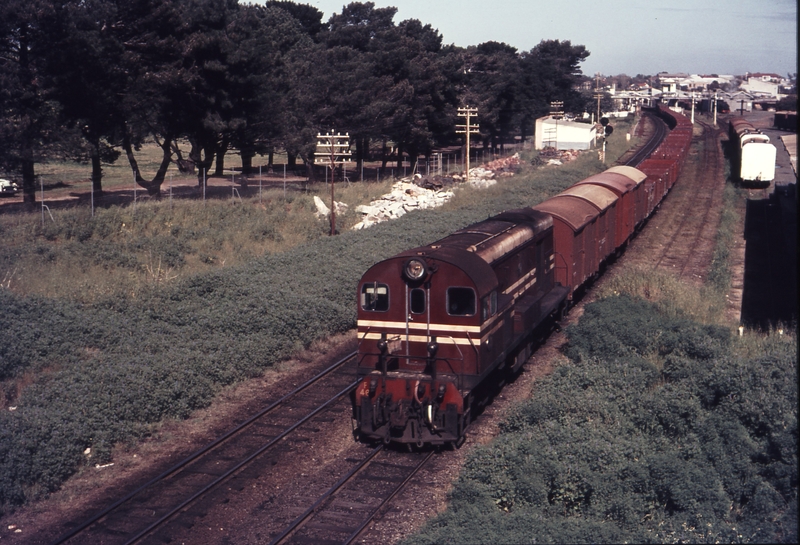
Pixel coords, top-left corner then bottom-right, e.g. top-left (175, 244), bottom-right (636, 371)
top-left (357, 394), bottom-right (461, 445)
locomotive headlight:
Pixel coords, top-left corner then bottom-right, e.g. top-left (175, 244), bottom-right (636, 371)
top-left (403, 258), bottom-right (427, 281)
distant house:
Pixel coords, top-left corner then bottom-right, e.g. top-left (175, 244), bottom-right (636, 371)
top-left (741, 73), bottom-right (788, 97)
top-left (534, 116), bottom-right (597, 151)
top-left (727, 91), bottom-right (757, 112)
top-left (656, 73), bottom-right (688, 95)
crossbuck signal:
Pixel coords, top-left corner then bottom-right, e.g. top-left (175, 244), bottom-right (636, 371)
top-left (456, 107), bottom-right (480, 184)
top-left (314, 132), bottom-right (351, 236)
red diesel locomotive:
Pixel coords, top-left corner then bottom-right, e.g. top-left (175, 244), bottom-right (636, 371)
top-left (353, 208), bottom-right (568, 445)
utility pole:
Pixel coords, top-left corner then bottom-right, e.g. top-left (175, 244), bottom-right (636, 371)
top-left (690, 91), bottom-right (696, 124)
top-left (314, 132), bottom-right (351, 236)
top-left (456, 107), bottom-right (479, 184)
top-left (593, 73), bottom-right (603, 123)
top-left (713, 91), bottom-right (718, 126)
top-left (550, 101), bottom-right (564, 151)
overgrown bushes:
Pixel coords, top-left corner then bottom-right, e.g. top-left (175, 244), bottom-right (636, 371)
top-left (406, 295), bottom-right (797, 544)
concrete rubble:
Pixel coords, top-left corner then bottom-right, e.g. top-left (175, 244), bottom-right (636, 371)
top-left (313, 195), bottom-right (348, 218)
top-left (352, 153), bottom-right (522, 230)
top-left (530, 147), bottom-right (582, 167)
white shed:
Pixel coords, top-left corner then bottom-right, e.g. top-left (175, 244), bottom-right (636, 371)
top-left (534, 116), bottom-right (597, 151)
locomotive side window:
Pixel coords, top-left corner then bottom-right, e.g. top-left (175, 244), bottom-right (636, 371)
top-left (361, 283), bottom-right (389, 311)
top-left (410, 288), bottom-right (426, 314)
top-left (481, 292), bottom-right (497, 321)
top-left (447, 287), bottom-right (476, 316)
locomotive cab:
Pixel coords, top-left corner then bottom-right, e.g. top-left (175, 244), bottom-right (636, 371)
top-left (354, 250), bottom-right (495, 445)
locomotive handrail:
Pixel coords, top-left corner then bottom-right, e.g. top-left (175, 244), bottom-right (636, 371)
top-left (438, 335), bottom-right (467, 391)
top-left (356, 333), bottom-right (467, 392)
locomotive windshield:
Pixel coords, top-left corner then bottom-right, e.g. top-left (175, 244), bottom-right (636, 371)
top-left (361, 283), bottom-right (389, 311)
top-left (447, 287), bottom-right (476, 316)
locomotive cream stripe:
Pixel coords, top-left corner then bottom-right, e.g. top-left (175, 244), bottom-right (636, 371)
top-left (359, 316), bottom-right (505, 346)
top-left (502, 268), bottom-right (537, 295)
top-left (361, 332), bottom-right (475, 346)
top-left (358, 319), bottom-right (482, 333)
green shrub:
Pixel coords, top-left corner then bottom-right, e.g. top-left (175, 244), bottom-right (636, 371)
top-left (407, 297), bottom-right (797, 545)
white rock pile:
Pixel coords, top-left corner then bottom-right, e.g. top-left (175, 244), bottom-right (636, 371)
top-left (351, 180), bottom-right (455, 230)
top-left (351, 153), bottom-right (522, 230)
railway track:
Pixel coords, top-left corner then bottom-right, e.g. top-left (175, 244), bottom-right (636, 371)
top-left (652, 120), bottom-right (724, 281)
top-left (268, 446), bottom-right (435, 545)
top-left (49, 351), bottom-right (359, 545)
top-left (619, 119), bottom-right (725, 283)
top-left (29, 110), bottom-right (691, 545)
top-left (621, 110), bottom-right (669, 168)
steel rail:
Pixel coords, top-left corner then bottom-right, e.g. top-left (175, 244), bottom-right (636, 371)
top-left (650, 121), bottom-right (719, 277)
top-left (267, 444), bottom-right (385, 545)
top-left (123, 380), bottom-right (359, 545)
top-left (343, 449), bottom-right (436, 545)
top-left (50, 350), bottom-right (357, 545)
top-left (622, 111), bottom-right (669, 168)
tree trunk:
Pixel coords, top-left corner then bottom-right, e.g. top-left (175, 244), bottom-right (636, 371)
top-left (355, 138), bottom-right (364, 176)
top-left (90, 136), bottom-right (103, 196)
top-left (381, 139), bottom-right (389, 169)
top-left (91, 151), bottom-right (103, 196)
top-left (189, 140), bottom-right (214, 187)
top-left (123, 132), bottom-right (170, 197)
top-left (303, 155), bottom-right (317, 182)
top-left (241, 149), bottom-right (254, 176)
top-left (22, 156), bottom-right (36, 205)
top-left (213, 139), bottom-right (228, 176)
top-left (172, 140), bottom-right (195, 173)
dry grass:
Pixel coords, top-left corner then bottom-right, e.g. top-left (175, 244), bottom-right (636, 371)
top-left (1, 119), bottom-right (638, 304)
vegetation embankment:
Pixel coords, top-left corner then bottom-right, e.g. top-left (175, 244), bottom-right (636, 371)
top-left (405, 294), bottom-right (796, 544)
top-left (404, 142), bottom-right (797, 544)
top-left (0, 119), bottom-right (634, 514)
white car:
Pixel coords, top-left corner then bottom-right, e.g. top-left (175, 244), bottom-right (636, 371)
top-left (0, 178), bottom-right (19, 195)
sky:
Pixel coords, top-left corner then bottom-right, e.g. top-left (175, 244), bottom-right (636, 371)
top-left (265, 0), bottom-right (798, 78)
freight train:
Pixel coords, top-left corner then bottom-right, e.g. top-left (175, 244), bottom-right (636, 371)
top-left (728, 117), bottom-right (777, 186)
top-left (352, 106), bottom-right (693, 447)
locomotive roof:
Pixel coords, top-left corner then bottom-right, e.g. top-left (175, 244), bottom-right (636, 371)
top-left (558, 185), bottom-right (618, 212)
top-left (395, 208), bottom-right (552, 295)
top-left (533, 195), bottom-right (599, 231)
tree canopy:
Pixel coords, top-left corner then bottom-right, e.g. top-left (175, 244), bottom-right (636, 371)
top-left (0, 0), bottom-right (593, 199)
